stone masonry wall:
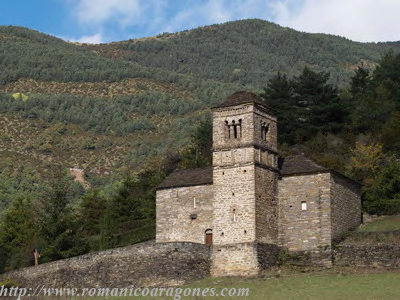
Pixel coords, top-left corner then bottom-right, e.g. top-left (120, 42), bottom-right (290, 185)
top-left (255, 166), bottom-right (278, 244)
top-left (0, 241), bottom-right (211, 288)
top-left (211, 162), bottom-right (259, 276)
top-left (334, 244), bottom-right (400, 268)
top-left (211, 242), bottom-right (281, 277)
top-left (278, 172), bottom-right (332, 265)
top-left (212, 163), bottom-right (256, 245)
top-left (156, 184), bottom-right (213, 244)
top-left (211, 243), bottom-right (259, 277)
top-left (330, 174), bottom-right (362, 242)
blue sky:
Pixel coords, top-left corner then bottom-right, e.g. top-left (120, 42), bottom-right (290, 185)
top-left (1, 0), bottom-right (399, 43)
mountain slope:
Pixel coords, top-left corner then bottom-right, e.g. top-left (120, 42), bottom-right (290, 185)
top-left (86, 19), bottom-right (397, 87)
top-left (0, 26), bottom-right (240, 177)
top-left (0, 19), bottom-right (398, 179)
top-left (0, 25), bottom-right (239, 99)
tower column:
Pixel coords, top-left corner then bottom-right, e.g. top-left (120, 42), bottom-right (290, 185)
top-left (229, 124), bottom-right (235, 139)
top-left (210, 91), bottom-right (279, 277)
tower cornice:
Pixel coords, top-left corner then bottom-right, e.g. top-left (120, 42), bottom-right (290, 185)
top-left (213, 143), bottom-right (279, 155)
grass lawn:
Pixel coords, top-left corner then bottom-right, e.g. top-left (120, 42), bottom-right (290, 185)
top-left (359, 215), bottom-right (400, 232)
top-left (188, 268), bottom-right (400, 300)
top-left (90, 268), bottom-right (400, 300)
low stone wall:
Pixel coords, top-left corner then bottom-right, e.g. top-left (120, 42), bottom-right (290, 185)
top-left (279, 248), bottom-right (333, 267)
top-left (7, 237), bottom-right (400, 287)
top-left (361, 213), bottom-right (386, 224)
top-left (334, 244), bottom-right (400, 268)
top-left (0, 241), bottom-right (211, 288)
top-left (257, 243), bottom-right (281, 269)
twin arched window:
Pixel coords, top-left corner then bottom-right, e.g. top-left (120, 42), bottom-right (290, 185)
top-left (225, 119), bottom-right (242, 139)
top-left (224, 120), bottom-right (269, 141)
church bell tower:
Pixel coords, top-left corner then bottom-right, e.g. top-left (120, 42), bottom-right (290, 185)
top-left (211, 91), bottom-right (279, 276)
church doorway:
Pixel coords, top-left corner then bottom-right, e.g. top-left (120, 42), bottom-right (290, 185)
top-left (205, 229), bottom-right (213, 246)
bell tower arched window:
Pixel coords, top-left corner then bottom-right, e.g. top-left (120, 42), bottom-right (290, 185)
top-left (232, 120), bottom-right (237, 138)
top-left (225, 119), bottom-right (242, 139)
top-left (261, 122), bottom-right (269, 141)
top-left (225, 121), bottom-right (230, 139)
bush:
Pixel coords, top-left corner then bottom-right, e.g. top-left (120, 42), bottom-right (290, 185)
top-left (0, 278), bottom-right (19, 288)
top-left (363, 159), bottom-right (400, 215)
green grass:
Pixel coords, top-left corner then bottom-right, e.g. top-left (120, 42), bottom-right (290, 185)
top-left (81, 269), bottom-right (400, 300)
top-left (359, 215), bottom-right (400, 232)
top-left (187, 270), bottom-right (400, 300)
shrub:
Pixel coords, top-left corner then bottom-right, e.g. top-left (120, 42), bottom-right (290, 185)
top-left (363, 159), bottom-right (400, 215)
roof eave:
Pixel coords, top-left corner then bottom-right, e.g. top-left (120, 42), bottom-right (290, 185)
top-left (211, 101), bottom-right (272, 114)
top-left (156, 182), bottom-right (213, 191)
top-left (281, 169), bottom-right (363, 188)
top-left (280, 169), bottom-right (330, 177)
top-left (329, 169), bottom-right (363, 188)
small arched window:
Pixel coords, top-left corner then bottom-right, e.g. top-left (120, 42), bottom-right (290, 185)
top-left (232, 120), bottom-right (237, 138)
top-left (205, 229), bottom-right (213, 246)
top-left (225, 121), bottom-right (230, 139)
top-left (261, 122), bottom-right (269, 141)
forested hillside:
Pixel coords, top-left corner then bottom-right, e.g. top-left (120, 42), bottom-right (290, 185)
top-left (0, 20), bottom-right (397, 177)
top-left (0, 19), bottom-right (399, 273)
top-left (87, 19), bottom-right (395, 86)
top-left (0, 25), bottom-right (240, 175)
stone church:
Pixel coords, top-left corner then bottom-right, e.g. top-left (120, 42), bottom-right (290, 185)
top-left (156, 91), bottom-right (362, 277)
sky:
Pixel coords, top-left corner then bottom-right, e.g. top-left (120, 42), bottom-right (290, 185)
top-left (1, 0), bottom-right (400, 44)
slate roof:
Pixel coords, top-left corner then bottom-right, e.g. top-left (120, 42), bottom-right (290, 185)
top-left (156, 154), bottom-right (362, 189)
top-left (279, 155), bottom-right (328, 176)
top-left (157, 166), bottom-right (213, 189)
top-left (212, 91), bottom-right (269, 109)
top-left (157, 156), bottom-right (329, 189)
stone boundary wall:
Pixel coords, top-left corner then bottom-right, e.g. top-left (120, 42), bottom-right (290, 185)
top-left (278, 248), bottom-right (333, 267)
top-left (257, 243), bottom-right (281, 269)
top-left (362, 213), bottom-right (386, 224)
top-left (0, 241), bottom-right (211, 288)
top-left (334, 244), bottom-right (400, 268)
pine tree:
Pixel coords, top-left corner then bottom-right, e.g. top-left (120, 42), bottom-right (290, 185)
top-left (292, 67), bottom-right (345, 139)
top-left (109, 174), bottom-right (145, 225)
top-left (79, 189), bottom-right (107, 236)
top-left (350, 66), bottom-right (371, 96)
top-left (0, 195), bottom-right (38, 272)
top-left (373, 50), bottom-right (400, 86)
top-left (179, 116), bottom-right (213, 168)
top-left (261, 68), bottom-right (346, 144)
top-left (39, 169), bottom-right (88, 262)
top-left (260, 72), bottom-right (296, 143)
top-left (381, 112), bottom-right (400, 153)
